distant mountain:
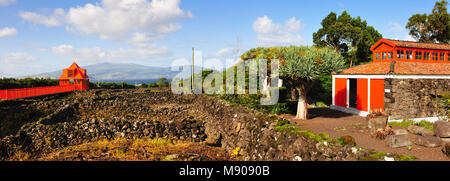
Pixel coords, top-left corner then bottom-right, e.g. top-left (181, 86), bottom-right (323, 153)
top-left (24, 62), bottom-right (204, 80)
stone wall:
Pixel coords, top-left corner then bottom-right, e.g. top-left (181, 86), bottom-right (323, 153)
top-left (196, 96), bottom-right (366, 161)
top-left (0, 89), bottom-right (374, 161)
top-left (384, 78), bottom-right (449, 120)
top-left (0, 117), bottom-right (206, 159)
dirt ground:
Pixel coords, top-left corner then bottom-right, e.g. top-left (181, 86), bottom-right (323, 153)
top-left (279, 108), bottom-right (450, 161)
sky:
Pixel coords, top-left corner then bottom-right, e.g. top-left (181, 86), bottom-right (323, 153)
top-left (0, 0), bottom-right (447, 77)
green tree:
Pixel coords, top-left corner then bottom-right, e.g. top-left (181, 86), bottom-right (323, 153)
top-left (278, 46), bottom-right (345, 120)
top-left (313, 11), bottom-right (382, 66)
top-left (157, 77), bottom-right (168, 87)
top-left (406, 0), bottom-right (450, 43)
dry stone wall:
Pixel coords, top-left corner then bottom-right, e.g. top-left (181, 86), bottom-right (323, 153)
top-left (0, 89), bottom-right (376, 161)
top-left (384, 78), bottom-right (449, 120)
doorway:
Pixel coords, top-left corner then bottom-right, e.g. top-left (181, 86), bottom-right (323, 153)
top-left (349, 79), bottom-right (357, 108)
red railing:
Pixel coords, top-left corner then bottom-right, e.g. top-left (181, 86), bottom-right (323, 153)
top-left (0, 84), bottom-right (78, 100)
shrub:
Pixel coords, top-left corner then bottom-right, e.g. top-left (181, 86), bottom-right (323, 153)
top-left (0, 78), bottom-right (58, 90)
top-left (307, 74), bottom-right (332, 106)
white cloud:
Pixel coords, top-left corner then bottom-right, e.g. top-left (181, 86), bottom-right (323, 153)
top-left (388, 22), bottom-right (403, 33)
top-left (19, 0), bottom-right (193, 65)
top-left (0, 27), bottom-right (17, 37)
top-left (0, 53), bottom-right (55, 77)
top-left (0, 52), bottom-right (36, 64)
top-left (20, 0), bottom-right (192, 40)
top-left (0, 52), bottom-right (40, 76)
top-left (21, 42), bottom-right (48, 52)
top-left (66, 0), bottom-right (191, 40)
top-left (387, 21), bottom-right (416, 41)
top-left (215, 47), bottom-right (236, 57)
top-left (253, 16), bottom-right (306, 46)
top-left (404, 34), bottom-right (415, 41)
top-left (0, 0), bottom-right (15, 6)
top-left (127, 32), bottom-right (166, 48)
top-left (20, 8), bottom-right (66, 27)
top-left (51, 44), bottom-right (170, 64)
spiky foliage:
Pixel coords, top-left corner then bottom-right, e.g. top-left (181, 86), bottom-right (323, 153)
top-left (278, 46), bottom-right (345, 119)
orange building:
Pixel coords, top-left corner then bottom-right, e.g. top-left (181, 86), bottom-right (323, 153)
top-left (331, 38), bottom-right (450, 122)
top-left (58, 62), bottom-right (89, 90)
top-left (0, 62), bottom-right (89, 100)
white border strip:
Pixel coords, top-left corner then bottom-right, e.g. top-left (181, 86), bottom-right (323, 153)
top-left (346, 79), bottom-right (349, 108)
top-left (367, 78), bottom-right (371, 112)
top-left (330, 105), bottom-right (369, 117)
top-left (333, 74), bottom-right (450, 79)
top-left (332, 77), bottom-right (335, 106)
top-left (388, 116), bottom-right (443, 123)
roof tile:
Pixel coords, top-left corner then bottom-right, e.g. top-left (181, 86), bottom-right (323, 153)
top-left (338, 61), bottom-right (450, 75)
top-left (387, 39), bottom-right (450, 51)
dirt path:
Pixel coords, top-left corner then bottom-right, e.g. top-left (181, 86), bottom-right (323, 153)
top-left (279, 108), bottom-right (449, 161)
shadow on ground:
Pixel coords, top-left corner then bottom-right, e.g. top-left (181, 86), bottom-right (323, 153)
top-left (308, 107), bottom-right (354, 119)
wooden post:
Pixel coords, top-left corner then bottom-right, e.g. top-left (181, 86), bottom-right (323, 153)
top-left (192, 47), bottom-right (194, 91)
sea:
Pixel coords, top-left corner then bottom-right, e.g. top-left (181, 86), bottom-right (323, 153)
top-left (91, 79), bottom-right (171, 85)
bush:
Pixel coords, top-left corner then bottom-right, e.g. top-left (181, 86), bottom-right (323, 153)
top-left (307, 74), bottom-right (332, 106)
top-left (89, 82), bottom-right (136, 89)
top-left (149, 83), bottom-right (158, 87)
top-left (0, 78), bottom-right (59, 90)
top-left (217, 93), bottom-right (296, 115)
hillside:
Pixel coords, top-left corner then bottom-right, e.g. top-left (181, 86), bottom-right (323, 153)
top-left (24, 62), bottom-right (204, 80)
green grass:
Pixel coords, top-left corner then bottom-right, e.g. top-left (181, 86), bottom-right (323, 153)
top-left (388, 120), bottom-right (434, 132)
top-left (395, 155), bottom-right (417, 161)
top-left (274, 119), bottom-right (331, 142)
top-left (359, 151), bottom-right (417, 161)
top-left (313, 101), bottom-right (328, 107)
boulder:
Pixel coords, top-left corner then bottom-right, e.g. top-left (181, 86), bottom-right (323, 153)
top-left (386, 134), bottom-right (412, 148)
top-left (440, 137), bottom-right (450, 143)
top-left (407, 125), bottom-right (433, 136)
top-left (393, 129), bottom-right (408, 135)
top-left (367, 116), bottom-right (388, 134)
top-left (442, 143), bottom-right (450, 157)
top-left (205, 133), bottom-right (222, 147)
top-left (414, 135), bottom-right (441, 148)
top-left (434, 121), bottom-right (450, 138)
top-left (339, 135), bottom-right (356, 146)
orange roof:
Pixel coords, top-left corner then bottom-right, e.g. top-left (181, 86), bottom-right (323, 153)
top-left (371, 38), bottom-right (450, 51)
top-left (337, 61), bottom-right (450, 75)
top-left (58, 62), bottom-right (89, 80)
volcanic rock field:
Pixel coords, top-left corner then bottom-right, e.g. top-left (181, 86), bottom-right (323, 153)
top-left (0, 89), bottom-right (385, 161)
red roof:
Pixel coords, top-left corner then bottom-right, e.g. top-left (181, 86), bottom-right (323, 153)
top-left (58, 62), bottom-right (89, 80)
top-left (371, 38), bottom-right (450, 51)
top-left (337, 61), bottom-right (450, 75)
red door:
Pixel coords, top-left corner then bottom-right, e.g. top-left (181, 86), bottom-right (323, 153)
top-left (370, 79), bottom-right (384, 112)
top-left (357, 79), bottom-right (368, 112)
top-left (334, 78), bottom-right (347, 107)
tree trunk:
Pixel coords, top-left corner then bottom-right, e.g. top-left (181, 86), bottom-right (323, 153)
top-left (262, 76), bottom-right (271, 97)
top-left (291, 88), bottom-right (296, 100)
top-left (295, 88), bottom-right (308, 120)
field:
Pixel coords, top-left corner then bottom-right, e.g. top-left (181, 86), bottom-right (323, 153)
top-left (0, 88), bottom-right (447, 161)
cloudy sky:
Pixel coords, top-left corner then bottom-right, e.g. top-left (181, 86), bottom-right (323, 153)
top-left (0, 0), bottom-right (445, 76)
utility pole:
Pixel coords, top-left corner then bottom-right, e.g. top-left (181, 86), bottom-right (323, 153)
top-left (192, 47), bottom-right (194, 91)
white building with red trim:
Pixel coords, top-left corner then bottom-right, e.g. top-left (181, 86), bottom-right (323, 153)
top-left (331, 38), bottom-right (450, 122)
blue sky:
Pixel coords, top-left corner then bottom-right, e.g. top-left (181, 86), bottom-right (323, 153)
top-left (0, 0), bottom-right (446, 76)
